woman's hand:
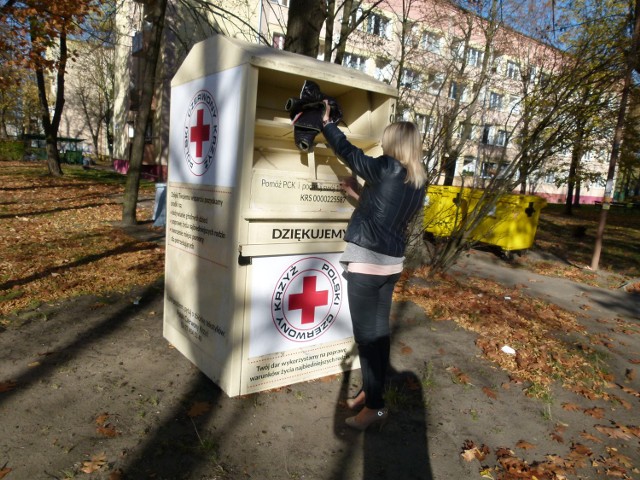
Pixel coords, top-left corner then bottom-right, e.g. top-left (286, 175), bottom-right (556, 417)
top-left (341, 176), bottom-right (360, 200)
top-left (322, 99), bottom-right (330, 126)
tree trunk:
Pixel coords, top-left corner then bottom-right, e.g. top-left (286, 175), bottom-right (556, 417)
top-left (284, 0), bottom-right (326, 57)
top-left (591, 0), bottom-right (639, 269)
top-left (34, 29), bottom-right (68, 177)
top-left (333, 0), bottom-right (353, 65)
top-left (121, 0), bottom-right (167, 225)
top-left (564, 150), bottom-right (579, 215)
top-left (323, 0), bottom-right (336, 61)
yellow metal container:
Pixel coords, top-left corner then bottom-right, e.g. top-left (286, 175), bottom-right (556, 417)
top-left (424, 186), bottom-right (546, 252)
top-left (423, 186), bottom-right (476, 236)
top-left (471, 194), bottom-right (547, 251)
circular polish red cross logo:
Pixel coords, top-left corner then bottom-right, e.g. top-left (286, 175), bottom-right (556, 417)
top-left (183, 90), bottom-right (218, 176)
top-left (271, 257), bottom-right (343, 343)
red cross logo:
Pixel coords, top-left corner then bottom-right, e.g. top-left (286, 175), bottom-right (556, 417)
top-left (288, 276), bottom-right (329, 325)
top-left (190, 109), bottom-right (210, 158)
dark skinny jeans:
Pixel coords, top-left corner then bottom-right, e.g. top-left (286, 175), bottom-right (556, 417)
top-left (347, 271), bottom-right (401, 410)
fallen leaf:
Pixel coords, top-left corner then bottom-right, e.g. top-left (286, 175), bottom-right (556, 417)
top-left (461, 440), bottom-right (490, 462)
top-left (448, 366), bottom-right (470, 385)
top-left (624, 369), bottom-right (636, 382)
top-left (606, 447), bottom-right (634, 468)
top-left (95, 413), bottom-right (110, 426)
top-left (604, 467), bottom-right (628, 478)
top-left (584, 407), bottom-right (605, 419)
top-left (571, 443), bottom-right (593, 457)
top-left (608, 393), bottom-right (632, 410)
top-left (479, 467), bottom-right (494, 479)
top-left (495, 447), bottom-right (515, 458)
top-left (400, 345), bottom-right (413, 355)
top-left (516, 440), bottom-right (536, 450)
top-left (550, 432), bottom-right (564, 443)
top-left (562, 402), bottom-right (582, 412)
top-left (404, 376), bottom-right (421, 391)
top-left (617, 384), bottom-right (640, 398)
top-left (594, 425), bottom-right (632, 440)
top-left (579, 430), bottom-right (602, 443)
top-left (0, 467), bottom-right (12, 479)
top-left (109, 468), bottom-right (124, 480)
top-left (81, 452), bottom-right (107, 473)
top-left (461, 447), bottom-right (479, 462)
top-left (97, 425), bottom-right (118, 438)
top-left (0, 380), bottom-right (17, 393)
top-left (187, 401), bottom-right (211, 418)
top-left (482, 386), bottom-right (497, 400)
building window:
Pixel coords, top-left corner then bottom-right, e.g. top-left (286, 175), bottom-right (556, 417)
top-left (415, 114), bottom-right (431, 135)
top-left (366, 13), bottom-right (391, 38)
top-left (272, 33), bottom-right (285, 50)
top-left (506, 61), bottom-right (519, 80)
top-left (481, 161), bottom-right (497, 178)
top-left (450, 39), bottom-right (464, 61)
top-left (374, 59), bottom-right (394, 83)
top-left (421, 31), bottom-right (442, 53)
top-left (495, 129), bottom-right (508, 147)
top-left (482, 124), bottom-right (492, 144)
top-left (457, 122), bottom-right (474, 141)
top-left (426, 72), bottom-right (444, 94)
top-left (400, 68), bottom-right (421, 90)
top-left (468, 47), bottom-right (483, 67)
top-left (462, 156), bottom-right (476, 175)
top-left (449, 81), bottom-right (461, 100)
top-left (403, 22), bottom-right (420, 47)
top-left (509, 95), bottom-right (521, 113)
top-left (489, 92), bottom-right (503, 110)
top-left (395, 108), bottom-right (411, 122)
top-left (343, 53), bottom-right (367, 72)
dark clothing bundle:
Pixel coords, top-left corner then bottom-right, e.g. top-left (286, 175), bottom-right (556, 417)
top-left (322, 122), bottom-right (426, 258)
top-left (285, 80), bottom-right (342, 152)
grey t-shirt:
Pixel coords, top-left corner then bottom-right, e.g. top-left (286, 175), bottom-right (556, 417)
top-left (340, 242), bottom-right (403, 271)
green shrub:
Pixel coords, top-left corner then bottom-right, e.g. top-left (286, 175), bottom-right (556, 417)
top-left (0, 140), bottom-right (25, 161)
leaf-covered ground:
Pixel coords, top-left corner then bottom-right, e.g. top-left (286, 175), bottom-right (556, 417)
top-left (0, 161), bottom-right (164, 319)
top-left (1, 160), bottom-right (639, 480)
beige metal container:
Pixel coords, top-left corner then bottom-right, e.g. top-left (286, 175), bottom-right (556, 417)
top-left (163, 34), bottom-right (396, 396)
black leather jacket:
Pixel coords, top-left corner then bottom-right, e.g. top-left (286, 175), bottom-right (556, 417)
top-left (323, 123), bottom-right (425, 257)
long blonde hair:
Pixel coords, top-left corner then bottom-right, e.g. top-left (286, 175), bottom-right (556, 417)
top-left (381, 121), bottom-right (427, 188)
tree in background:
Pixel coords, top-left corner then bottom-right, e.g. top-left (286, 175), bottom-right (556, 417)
top-left (548, 0), bottom-right (640, 269)
top-left (617, 86), bottom-right (640, 200)
top-left (119, 0), bottom-right (271, 225)
top-left (64, 1), bottom-right (116, 160)
top-left (122, 0), bottom-right (168, 225)
top-left (0, 64), bottom-right (39, 138)
top-left (0, 0), bottom-right (98, 176)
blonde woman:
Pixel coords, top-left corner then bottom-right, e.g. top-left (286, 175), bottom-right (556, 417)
top-left (322, 105), bottom-right (427, 431)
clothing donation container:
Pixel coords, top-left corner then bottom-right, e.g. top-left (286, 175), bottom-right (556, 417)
top-left (163, 35), bottom-right (397, 396)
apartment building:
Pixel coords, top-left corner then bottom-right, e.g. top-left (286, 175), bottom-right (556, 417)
top-left (114, 0), bottom-right (610, 202)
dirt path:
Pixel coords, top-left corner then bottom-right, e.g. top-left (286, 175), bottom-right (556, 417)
top-left (1, 247), bottom-right (639, 479)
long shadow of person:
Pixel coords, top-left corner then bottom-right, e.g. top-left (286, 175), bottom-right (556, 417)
top-left (361, 367), bottom-right (434, 480)
top-left (329, 348), bottom-right (434, 480)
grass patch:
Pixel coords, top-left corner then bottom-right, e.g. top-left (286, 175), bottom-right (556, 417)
top-left (533, 203), bottom-right (640, 280)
